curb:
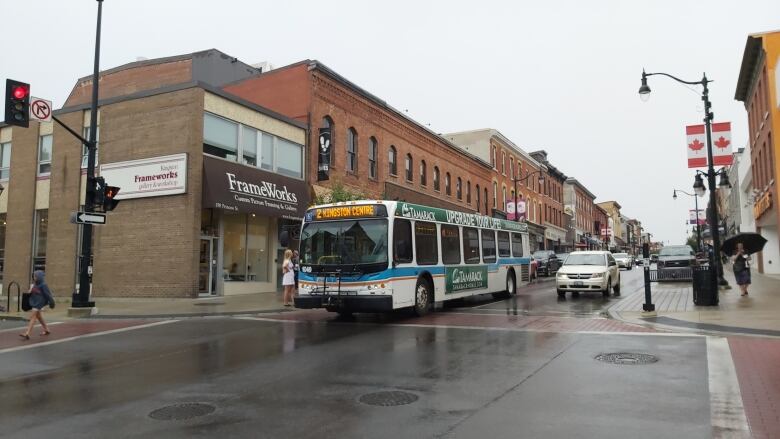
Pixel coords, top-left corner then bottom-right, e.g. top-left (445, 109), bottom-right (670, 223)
top-left (83, 307), bottom-right (296, 319)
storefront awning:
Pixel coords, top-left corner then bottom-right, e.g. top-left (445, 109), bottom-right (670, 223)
top-left (202, 155), bottom-right (309, 220)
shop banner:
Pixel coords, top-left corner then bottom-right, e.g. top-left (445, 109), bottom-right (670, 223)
top-left (506, 199), bottom-right (516, 220)
top-left (689, 209), bottom-right (706, 225)
top-left (318, 127), bottom-right (332, 181)
top-left (445, 266), bottom-right (488, 294)
top-left (99, 153), bottom-right (187, 200)
top-left (202, 155), bottom-right (309, 220)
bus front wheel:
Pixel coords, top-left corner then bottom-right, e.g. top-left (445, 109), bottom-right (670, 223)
top-left (413, 278), bottom-right (432, 317)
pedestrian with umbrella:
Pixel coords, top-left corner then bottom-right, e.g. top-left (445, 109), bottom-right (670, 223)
top-left (722, 233), bottom-right (768, 297)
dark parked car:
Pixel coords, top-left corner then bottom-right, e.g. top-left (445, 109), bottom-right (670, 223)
top-left (532, 250), bottom-right (561, 276)
top-left (657, 245), bottom-right (698, 271)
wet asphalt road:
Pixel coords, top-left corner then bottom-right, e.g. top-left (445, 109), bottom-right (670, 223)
top-left (0, 268), bottom-right (715, 438)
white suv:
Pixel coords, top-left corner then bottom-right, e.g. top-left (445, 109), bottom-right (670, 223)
top-left (556, 251), bottom-right (620, 297)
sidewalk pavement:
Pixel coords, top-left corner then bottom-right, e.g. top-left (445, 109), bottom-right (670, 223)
top-left (609, 264), bottom-right (780, 337)
top-left (1, 290), bottom-right (291, 321)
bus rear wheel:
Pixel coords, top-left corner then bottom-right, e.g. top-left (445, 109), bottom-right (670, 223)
top-left (413, 278), bottom-right (431, 317)
top-left (492, 271), bottom-right (516, 299)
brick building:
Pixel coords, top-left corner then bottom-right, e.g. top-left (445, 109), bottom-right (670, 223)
top-left (444, 129), bottom-right (551, 251)
top-left (531, 150), bottom-right (568, 252)
top-left (594, 204), bottom-right (609, 250)
top-left (564, 178), bottom-right (599, 249)
top-left (735, 30), bottom-right (780, 273)
top-left (222, 61), bottom-right (494, 214)
top-left (0, 50), bottom-right (310, 298)
top-left (597, 201), bottom-right (623, 251)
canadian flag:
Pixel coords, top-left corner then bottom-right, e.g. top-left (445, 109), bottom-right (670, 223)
top-left (686, 122), bottom-right (733, 168)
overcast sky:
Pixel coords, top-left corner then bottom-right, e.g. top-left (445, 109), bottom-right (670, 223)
top-left (4, 0), bottom-right (779, 244)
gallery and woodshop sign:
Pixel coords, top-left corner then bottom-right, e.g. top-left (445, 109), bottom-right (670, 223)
top-left (202, 155), bottom-right (309, 220)
top-left (99, 153), bottom-right (187, 200)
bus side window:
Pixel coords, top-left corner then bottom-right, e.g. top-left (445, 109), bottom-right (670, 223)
top-left (441, 224), bottom-right (461, 264)
top-left (394, 219), bottom-right (413, 264)
top-left (481, 229), bottom-right (497, 263)
top-left (415, 221), bottom-right (438, 265)
top-left (497, 231), bottom-right (511, 258)
top-left (511, 233), bottom-right (524, 257)
top-left (463, 227), bottom-right (480, 264)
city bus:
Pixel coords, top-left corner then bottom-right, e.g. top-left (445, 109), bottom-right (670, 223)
top-left (294, 200), bottom-right (532, 316)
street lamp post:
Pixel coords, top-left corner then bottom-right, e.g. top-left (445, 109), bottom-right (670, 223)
top-left (639, 70), bottom-right (730, 295)
top-left (673, 189), bottom-right (702, 251)
top-left (511, 169), bottom-right (545, 223)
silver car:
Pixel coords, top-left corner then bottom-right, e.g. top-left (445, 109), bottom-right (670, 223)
top-left (612, 252), bottom-right (633, 270)
top-left (556, 251), bottom-right (621, 297)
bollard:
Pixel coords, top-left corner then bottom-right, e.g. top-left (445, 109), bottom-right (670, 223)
top-left (641, 243), bottom-right (656, 317)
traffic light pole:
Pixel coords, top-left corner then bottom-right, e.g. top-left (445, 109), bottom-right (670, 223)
top-left (73, 0), bottom-right (103, 308)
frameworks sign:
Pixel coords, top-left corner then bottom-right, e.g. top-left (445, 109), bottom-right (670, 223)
top-left (686, 122), bottom-right (733, 168)
top-left (202, 155), bottom-right (309, 220)
top-left (100, 153), bottom-right (187, 200)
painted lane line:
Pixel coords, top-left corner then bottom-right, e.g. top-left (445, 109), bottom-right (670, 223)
top-left (0, 321), bottom-right (65, 333)
top-left (707, 336), bottom-right (750, 438)
top-left (0, 320), bottom-right (179, 355)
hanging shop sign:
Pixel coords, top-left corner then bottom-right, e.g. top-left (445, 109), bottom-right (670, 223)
top-left (99, 153), bottom-right (187, 200)
top-left (202, 155), bottom-right (309, 220)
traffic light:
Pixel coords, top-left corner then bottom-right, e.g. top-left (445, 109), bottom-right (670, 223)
top-left (103, 184), bottom-right (120, 211)
top-left (5, 79), bottom-right (30, 128)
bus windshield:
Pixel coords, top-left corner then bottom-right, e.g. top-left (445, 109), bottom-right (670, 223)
top-left (300, 219), bottom-right (388, 267)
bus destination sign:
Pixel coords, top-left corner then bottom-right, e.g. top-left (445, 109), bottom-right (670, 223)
top-left (306, 204), bottom-right (388, 222)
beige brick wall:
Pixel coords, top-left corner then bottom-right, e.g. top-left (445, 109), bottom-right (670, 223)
top-left (4, 122), bottom-right (40, 292)
top-left (91, 87), bottom-right (204, 297)
top-left (46, 111), bottom-right (86, 297)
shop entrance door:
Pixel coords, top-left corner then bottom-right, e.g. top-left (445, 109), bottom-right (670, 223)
top-left (199, 237), bottom-right (218, 296)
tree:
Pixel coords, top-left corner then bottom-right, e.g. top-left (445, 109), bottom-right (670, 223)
top-left (313, 181), bottom-right (366, 205)
top-left (686, 235), bottom-right (699, 252)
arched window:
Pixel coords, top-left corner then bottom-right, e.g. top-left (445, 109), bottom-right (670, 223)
top-left (492, 181), bottom-right (498, 209)
top-left (420, 160), bottom-right (427, 186)
top-left (347, 128), bottom-right (357, 172)
top-left (484, 188), bottom-right (489, 213)
top-left (405, 154), bottom-right (413, 182)
top-left (501, 152), bottom-right (506, 175)
top-left (433, 167), bottom-right (440, 191)
top-left (509, 157), bottom-right (514, 179)
top-left (456, 177), bottom-right (462, 200)
top-left (445, 172), bottom-right (451, 196)
top-left (388, 145), bottom-right (397, 175)
top-left (467, 181), bottom-right (472, 204)
top-left (368, 137), bottom-right (377, 179)
top-left (475, 184), bottom-right (481, 212)
top-left (502, 186), bottom-right (507, 211)
top-left (491, 145), bottom-right (497, 168)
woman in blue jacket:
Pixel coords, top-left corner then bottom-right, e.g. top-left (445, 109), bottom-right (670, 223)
top-left (19, 270), bottom-right (54, 340)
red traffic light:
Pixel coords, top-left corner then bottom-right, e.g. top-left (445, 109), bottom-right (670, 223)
top-left (12, 86), bottom-right (28, 100)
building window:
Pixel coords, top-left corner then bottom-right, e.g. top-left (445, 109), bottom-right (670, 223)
top-left (260, 132), bottom-right (274, 171)
top-left (0, 213), bottom-right (5, 282)
top-left (368, 137), bottom-right (377, 179)
top-left (33, 209), bottom-right (48, 272)
top-left (388, 146), bottom-right (397, 175)
top-left (203, 113), bottom-right (238, 160)
top-left (493, 182), bottom-right (498, 209)
top-left (37, 135), bottom-right (53, 175)
top-left (433, 166), bottom-right (440, 191)
top-left (484, 188), bottom-right (488, 213)
top-left (467, 181), bottom-right (471, 204)
top-left (241, 125), bottom-right (258, 166)
top-left (420, 160), bottom-right (427, 186)
top-left (276, 137), bottom-right (303, 178)
top-left (502, 186), bottom-right (507, 211)
top-left (405, 154), bottom-right (413, 182)
top-left (475, 184), bottom-right (481, 212)
top-left (222, 211), bottom-right (271, 282)
top-left (0, 142), bottom-right (11, 180)
top-left (491, 145), bottom-right (497, 168)
top-left (501, 152), bottom-right (506, 175)
top-left (457, 177), bottom-right (462, 200)
top-left (347, 128), bottom-right (357, 173)
top-left (445, 172), bottom-right (451, 196)
top-left (509, 158), bottom-right (514, 180)
top-left (81, 125), bottom-right (100, 168)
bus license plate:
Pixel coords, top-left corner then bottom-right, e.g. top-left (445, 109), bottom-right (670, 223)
top-left (573, 281), bottom-right (584, 287)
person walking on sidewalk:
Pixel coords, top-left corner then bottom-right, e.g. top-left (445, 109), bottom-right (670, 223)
top-left (19, 270), bottom-right (55, 340)
top-left (732, 242), bottom-right (751, 297)
top-left (281, 249), bottom-right (296, 307)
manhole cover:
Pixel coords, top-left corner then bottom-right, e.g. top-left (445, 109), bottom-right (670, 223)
top-left (148, 403), bottom-right (216, 420)
top-left (359, 390), bottom-right (419, 406)
top-left (595, 353), bottom-right (658, 365)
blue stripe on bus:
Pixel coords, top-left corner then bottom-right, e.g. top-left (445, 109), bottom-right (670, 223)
top-left (299, 259), bottom-right (532, 283)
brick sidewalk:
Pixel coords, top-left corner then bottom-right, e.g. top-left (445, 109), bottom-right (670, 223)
top-left (728, 336), bottom-right (780, 439)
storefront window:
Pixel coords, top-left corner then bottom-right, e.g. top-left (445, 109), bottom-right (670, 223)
top-left (204, 113), bottom-right (238, 160)
top-left (223, 212), bottom-right (247, 281)
top-left (242, 126), bottom-right (258, 166)
top-left (277, 137), bottom-right (303, 178)
top-left (247, 214), bottom-right (270, 282)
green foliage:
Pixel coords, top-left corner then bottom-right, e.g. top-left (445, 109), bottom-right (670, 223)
top-left (313, 182), bottom-right (366, 205)
top-left (686, 235), bottom-right (699, 252)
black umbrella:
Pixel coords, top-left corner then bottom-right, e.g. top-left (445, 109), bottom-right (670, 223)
top-left (721, 233), bottom-right (767, 256)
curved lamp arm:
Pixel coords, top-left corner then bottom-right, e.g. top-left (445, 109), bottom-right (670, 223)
top-left (643, 70), bottom-right (710, 86)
